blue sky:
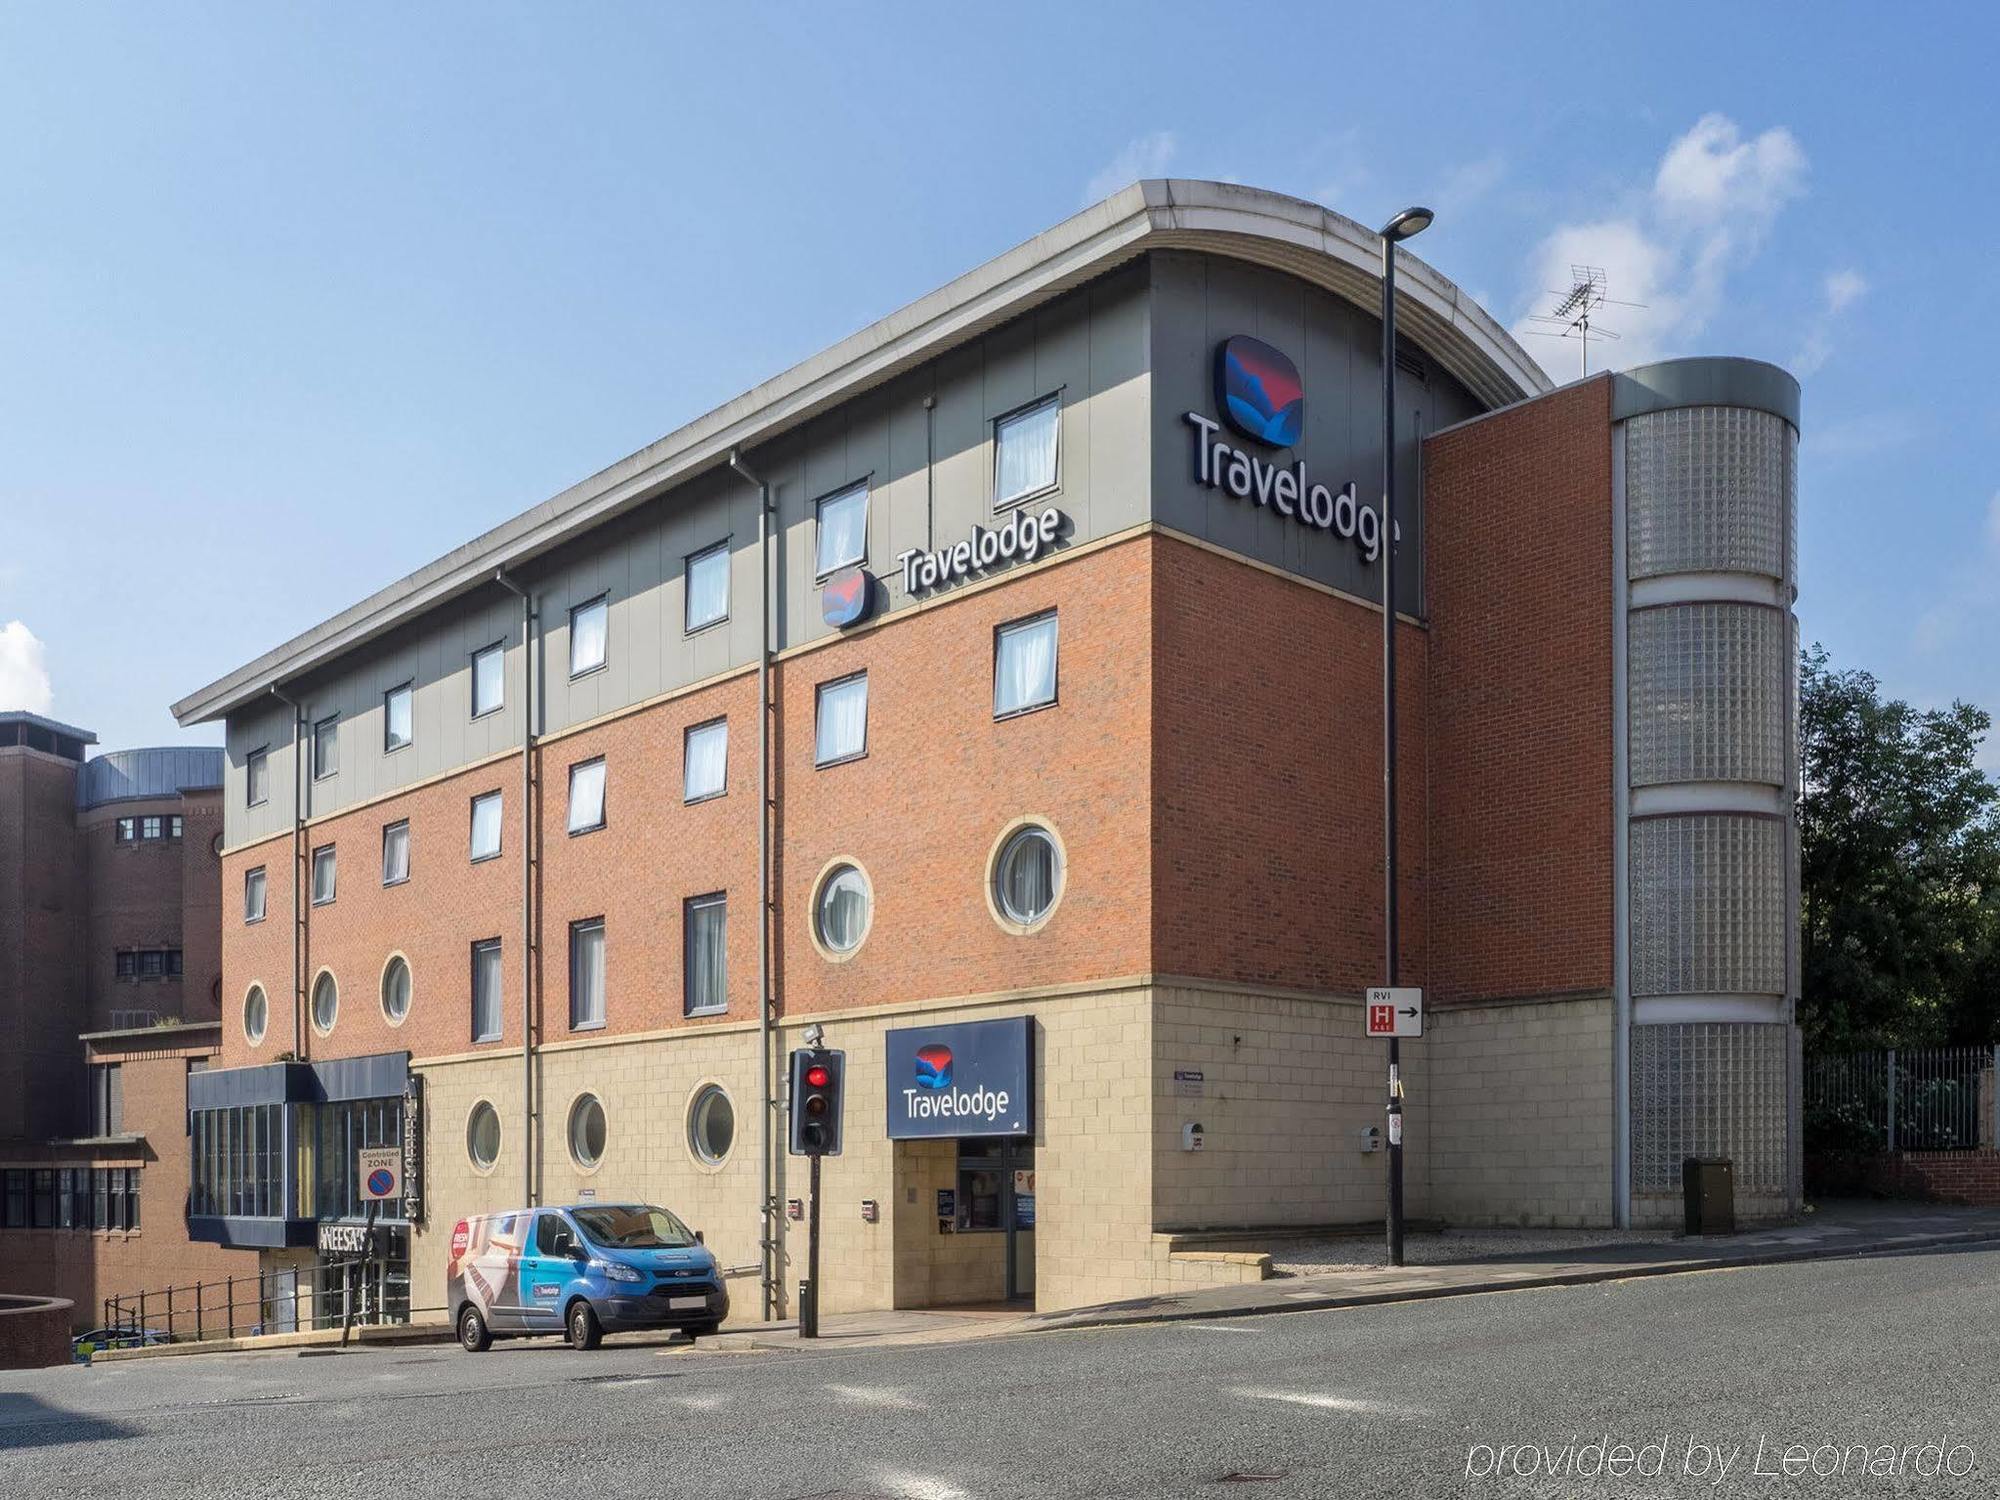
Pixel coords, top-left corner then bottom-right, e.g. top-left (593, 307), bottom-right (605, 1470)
top-left (2, 3), bottom-right (1994, 764)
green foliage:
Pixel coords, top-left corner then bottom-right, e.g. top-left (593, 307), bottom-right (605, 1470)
top-left (1800, 644), bottom-right (2000, 1048)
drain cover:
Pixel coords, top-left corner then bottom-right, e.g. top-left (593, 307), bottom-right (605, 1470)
top-left (1218, 1472), bottom-right (1286, 1484)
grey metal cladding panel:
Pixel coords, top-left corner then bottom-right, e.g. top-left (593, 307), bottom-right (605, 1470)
top-left (225, 701), bottom-right (298, 848)
top-left (77, 746), bottom-right (225, 808)
top-left (1147, 250), bottom-right (1482, 606)
top-left (1084, 271), bottom-right (1150, 534)
top-left (1612, 357), bottom-right (1800, 431)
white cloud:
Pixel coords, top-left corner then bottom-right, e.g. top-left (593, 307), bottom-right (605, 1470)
top-left (1913, 491), bottom-right (2000, 654)
top-left (1513, 114), bottom-right (1807, 377)
top-left (0, 621), bottom-right (54, 715)
top-left (1436, 152), bottom-right (1506, 209)
top-left (1082, 131), bottom-right (1177, 207)
top-left (1793, 268), bottom-right (1869, 377)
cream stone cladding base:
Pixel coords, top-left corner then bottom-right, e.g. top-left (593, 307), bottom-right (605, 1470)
top-left (406, 983), bottom-right (1618, 1320)
top-left (1425, 994), bottom-right (1616, 1227)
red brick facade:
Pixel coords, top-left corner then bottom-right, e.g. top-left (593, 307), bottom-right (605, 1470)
top-left (1421, 377), bottom-right (1616, 1006)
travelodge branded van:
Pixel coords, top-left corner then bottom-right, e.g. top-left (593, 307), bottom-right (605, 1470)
top-left (448, 1201), bottom-right (728, 1351)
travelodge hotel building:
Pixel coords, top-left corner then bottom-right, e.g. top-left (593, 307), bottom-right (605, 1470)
top-left (172, 180), bottom-right (1803, 1320)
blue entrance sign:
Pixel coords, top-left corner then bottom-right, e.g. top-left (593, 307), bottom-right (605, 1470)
top-left (885, 1016), bottom-right (1033, 1139)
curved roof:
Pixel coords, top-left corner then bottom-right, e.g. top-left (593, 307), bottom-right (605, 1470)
top-left (174, 179), bottom-right (1550, 726)
top-left (78, 746), bottom-right (225, 808)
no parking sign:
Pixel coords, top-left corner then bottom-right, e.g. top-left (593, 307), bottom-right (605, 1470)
top-left (358, 1146), bottom-right (401, 1202)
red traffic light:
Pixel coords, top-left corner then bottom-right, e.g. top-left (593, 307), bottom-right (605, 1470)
top-left (805, 1065), bottom-right (830, 1088)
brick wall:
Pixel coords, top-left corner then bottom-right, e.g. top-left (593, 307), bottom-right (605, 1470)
top-left (1422, 378), bottom-right (1615, 1007)
top-left (83, 797), bottom-right (199, 1030)
top-left (0, 748), bottom-right (86, 1141)
top-left (1816, 1150), bottom-right (2000, 1208)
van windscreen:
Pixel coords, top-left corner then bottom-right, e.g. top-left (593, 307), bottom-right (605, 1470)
top-left (571, 1204), bottom-right (695, 1249)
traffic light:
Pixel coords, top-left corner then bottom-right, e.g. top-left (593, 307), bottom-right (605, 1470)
top-left (788, 1047), bottom-right (845, 1157)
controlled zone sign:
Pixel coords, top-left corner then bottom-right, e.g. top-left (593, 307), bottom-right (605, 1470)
top-left (1365, 987), bottom-right (1423, 1039)
top-left (358, 1146), bottom-right (401, 1202)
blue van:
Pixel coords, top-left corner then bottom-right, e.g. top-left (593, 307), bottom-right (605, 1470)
top-left (448, 1201), bottom-right (729, 1351)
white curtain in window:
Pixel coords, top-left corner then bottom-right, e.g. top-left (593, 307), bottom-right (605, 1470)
top-left (471, 793), bottom-right (503, 858)
top-left (568, 760), bottom-right (606, 832)
top-left (998, 830), bottom-right (1059, 922)
top-left (245, 869), bottom-right (266, 921)
top-left (686, 546), bottom-right (729, 630)
top-left (570, 597), bottom-right (608, 674)
top-left (312, 848), bottom-right (336, 903)
top-left (995, 614), bottom-right (1058, 715)
top-left (815, 676), bottom-right (868, 764)
top-left (385, 686), bottom-right (412, 749)
top-left (995, 399), bottom-right (1059, 504)
top-left (686, 898), bottom-right (726, 1013)
top-left (382, 825), bottom-right (410, 883)
top-left (818, 868), bottom-right (868, 951)
top-left (473, 646), bottom-right (504, 715)
top-left (816, 484), bottom-right (868, 575)
top-left (473, 943), bottom-right (503, 1039)
top-left (685, 720), bottom-right (728, 800)
top-left (571, 923), bottom-right (606, 1028)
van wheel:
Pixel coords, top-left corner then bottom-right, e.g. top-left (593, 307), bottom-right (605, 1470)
top-left (567, 1301), bottom-right (602, 1351)
top-left (458, 1306), bottom-right (492, 1353)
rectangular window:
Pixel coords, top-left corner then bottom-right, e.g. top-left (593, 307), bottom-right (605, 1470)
top-left (3, 1171), bottom-right (24, 1228)
top-left (683, 893), bottom-right (727, 1015)
top-left (814, 672), bottom-right (869, 766)
top-left (994, 395), bottom-right (1061, 507)
top-left (115, 951), bottom-right (137, 980)
top-left (471, 642), bottom-right (504, 718)
top-left (683, 718), bottom-right (728, 803)
top-left (382, 820), bottom-right (411, 885)
top-left (994, 611), bottom-right (1059, 717)
top-left (471, 939), bottom-right (503, 1042)
top-left (91, 1169), bottom-right (106, 1231)
top-left (311, 843), bottom-right (337, 905)
top-left (139, 949), bottom-right (165, 978)
top-left (815, 482), bottom-right (868, 577)
top-left (30, 1170), bottom-right (54, 1229)
top-left (244, 866), bottom-right (267, 923)
top-left (141, 815), bottom-right (163, 840)
top-left (247, 746), bottom-right (270, 807)
top-left (91, 1063), bottom-right (123, 1136)
top-left (107, 1168), bottom-right (127, 1233)
top-left (685, 543), bottom-right (729, 632)
top-left (115, 816), bottom-right (135, 842)
top-left (313, 714), bottom-right (338, 780)
top-left (57, 1168), bottom-right (77, 1230)
top-left (384, 682), bottom-right (413, 752)
top-left (569, 919), bottom-right (606, 1031)
top-left (165, 949), bottom-right (183, 977)
top-left (168, 815), bottom-right (183, 839)
top-left (569, 594), bottom-right (608, 677)
top-left (567, 758), bottom-right (606, 834)
top-left (126, 1166), bottom-right (141, 1232)
top-left (470, 791), bottom-right (503, 861)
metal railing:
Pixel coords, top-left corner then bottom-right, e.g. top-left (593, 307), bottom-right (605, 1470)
top-left (1805, 1045), bottom-right (1999, 1154)
top-left (102, 1259), bottom-right (430, 1343)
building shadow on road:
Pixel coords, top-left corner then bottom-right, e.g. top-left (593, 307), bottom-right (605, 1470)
top-left (0, 1393), bottom-right (139, 1451)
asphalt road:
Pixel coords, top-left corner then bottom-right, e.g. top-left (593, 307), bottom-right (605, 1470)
top-left (3, 1244), bottom-right (1996, 1499)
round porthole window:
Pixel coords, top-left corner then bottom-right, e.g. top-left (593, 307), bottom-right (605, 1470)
top-left (243, 984), bottom-right (268, 1045)
top-left (467, 1101), bottom-right (502, 1171)
top-left (310, 970), bottom-right (339, 1035)
top-left (688, 1084), bottom-right (735, 1166)
top-left (993, 824), bottom-right (1063, 927)
top-left (814, 863), bottom-right (871, 956)
top-left (380, 955), bottom-right (412, 1025)
top-left (568, 1094), bottom-right (607, 1170)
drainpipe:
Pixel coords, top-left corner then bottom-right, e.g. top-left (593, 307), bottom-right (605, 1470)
top-left (495, 569), bottom-right (537, 1208)
top-left (269, 685), bottom-right (305, 1058)
top-left (727, 446), bottom-right (776, 1322)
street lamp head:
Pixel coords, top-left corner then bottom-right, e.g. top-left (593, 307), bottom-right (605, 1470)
top-left (1380, 206), bottom-right (1435, 243)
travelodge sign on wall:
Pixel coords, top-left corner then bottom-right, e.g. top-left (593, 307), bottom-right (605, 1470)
top-left (884, 1015), bottom-right (1033, 1139)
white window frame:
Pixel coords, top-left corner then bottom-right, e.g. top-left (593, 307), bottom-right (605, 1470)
top-left (470, 790), bottom-right (504, 863)
top-left (246, 746), bottom-right (270, 807)
top-left (310, 844), bottom-right (337, 906)
top-left (567, 757), bottom-right (607, 835)
top-left (814, 482), bottom-right (869, 579)
top-left (684, 541), bottom-right (730, 634)
top-left (683, 892), bottom-right (727, 1016)
top-left (569, 918), bottom-right (606, 1032)
top-left (382, 820), bottom-right (411, 886)
top-left (470, 641), bottom-right (505, 719)
top-left (814, 672), bottom-right (869, 768)
top-left (471, 939), bottom-right (503, 1043)
top-left (383, 681), bottom-right (414, 753)
top-left (683, 718), bottom-right (728, 803)
top-left (994, 610), bottom-right (1060, 719)
top-left (992, 393), bottom-right (1062, 509)
top-left (312, 714), bottom-right (339, 781)
top-left (569, 594), bottom-right (609, 678)
top-left (244, 866), bottom-right (267, 924)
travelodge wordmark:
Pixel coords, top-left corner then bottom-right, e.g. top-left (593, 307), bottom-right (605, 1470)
top-left (885, 1016), bottom-right (1033, 1139)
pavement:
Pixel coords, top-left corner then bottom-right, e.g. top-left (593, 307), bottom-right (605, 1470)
top-left (4, 1235), bottom-right (1997, 1498)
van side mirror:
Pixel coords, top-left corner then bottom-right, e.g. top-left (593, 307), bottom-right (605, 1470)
top-left (550, 1230), bottom-right (575, 1258)
top-left (694, 1229), bottom-right (705, 1246)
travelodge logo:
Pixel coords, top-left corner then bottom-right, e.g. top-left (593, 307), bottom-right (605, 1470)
top-left (915, 1045), bottom-right (953, 1090)
top-left (1217, 335), bottom-right (1304, 447)
top-left (821, 566), bottom-right (872, 628)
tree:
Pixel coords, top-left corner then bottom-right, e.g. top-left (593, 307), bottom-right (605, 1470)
top-left (1799, 644), bottom-right (2000, 1049)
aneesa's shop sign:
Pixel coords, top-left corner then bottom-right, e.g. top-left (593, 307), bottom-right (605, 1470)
top-left (1186, 334), bottom-right (1393, 565)
top-left (885, 1015), bottom-right (1033, 1139)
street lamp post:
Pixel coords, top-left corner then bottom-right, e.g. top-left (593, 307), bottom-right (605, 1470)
top-left (1378, 205), bottom-right (1432, 1269)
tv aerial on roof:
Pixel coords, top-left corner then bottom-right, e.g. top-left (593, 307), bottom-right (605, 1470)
top-left (1522, 266), bottom-right (1648, 378)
